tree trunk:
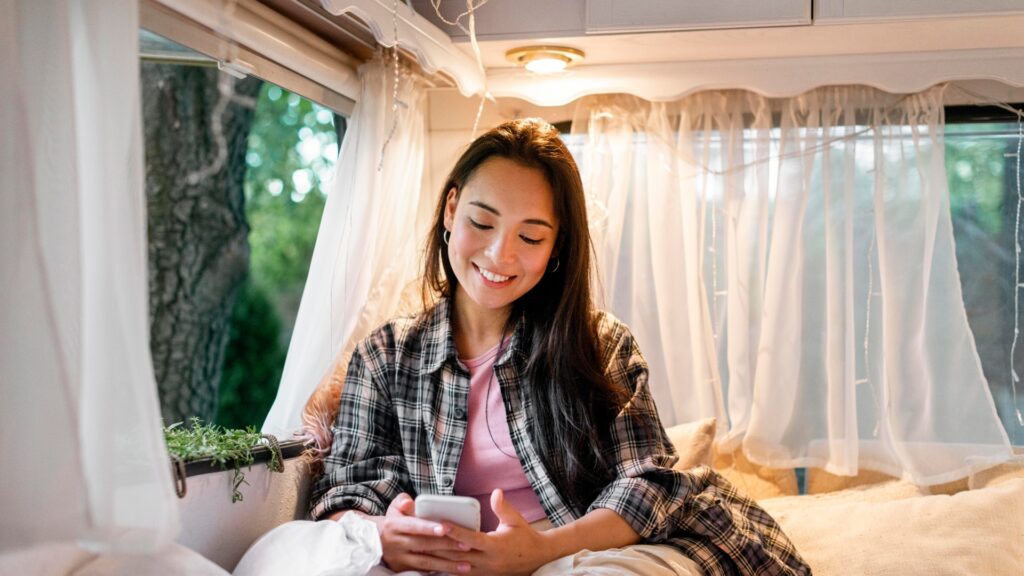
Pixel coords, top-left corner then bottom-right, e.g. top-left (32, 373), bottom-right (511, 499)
top-left (142, 63), bottom-right (262, 425)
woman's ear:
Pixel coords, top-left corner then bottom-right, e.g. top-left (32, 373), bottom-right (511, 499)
top-left (443, 187), bottom-right (458, 230)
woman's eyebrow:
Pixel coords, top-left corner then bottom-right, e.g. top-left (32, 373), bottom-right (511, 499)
top-left (468, 200), bottom-right (555, 229)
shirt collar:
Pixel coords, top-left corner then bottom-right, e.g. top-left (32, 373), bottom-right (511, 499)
top-left (421, 297), bottom-right (529, 374)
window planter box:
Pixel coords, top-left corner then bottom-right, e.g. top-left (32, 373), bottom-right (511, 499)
top-left (174, 439), bottom-right (312, 571)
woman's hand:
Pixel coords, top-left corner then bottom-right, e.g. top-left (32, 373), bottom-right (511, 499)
top-left (365, 493), bottom-right (472, 574)
top-left (435, 489), bottom-right (557, 576)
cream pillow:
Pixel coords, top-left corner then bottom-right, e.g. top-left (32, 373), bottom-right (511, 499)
top-left (711, 446), bottom-right (798, 500)
top-left (0, 543), bottom-right (95, 576)
top-left (968, 456), bottom-right (1024, 490)
top-left (664, 417), bottom-right (716, 470)
top-left (760, 478), bottom-right (1024, 576)
top-left (74, 543), bottom-right (229, 576)
top-left (806, 467), bottom-right (898, 494)
top-left (769, 479), bottom-right (926, 506)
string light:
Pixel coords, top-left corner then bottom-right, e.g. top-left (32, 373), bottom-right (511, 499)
top-left (464, 0), bottom-right (487, 139)
top-left (1010, 112), bottom-right (1024, 427)
top-left (430, 0), bottom-right (490, 33)
top-left (378, 0), bottom-right (404, 171)
top-left (428, 1), bottom-right (489, 139)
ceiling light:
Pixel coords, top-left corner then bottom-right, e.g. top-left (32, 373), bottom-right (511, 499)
top-left (505, 46), bottom-right (585, 74)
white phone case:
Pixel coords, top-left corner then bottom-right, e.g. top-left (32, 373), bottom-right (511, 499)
top-left (414, 494), bottom-right (481, 531)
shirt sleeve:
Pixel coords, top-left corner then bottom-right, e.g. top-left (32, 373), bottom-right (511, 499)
top-left (586, 317), bottom-right (688, 541)
top-left (584, 318), bottom-right (813, 576)
top-left (308, 332), bottom-right (412, 520)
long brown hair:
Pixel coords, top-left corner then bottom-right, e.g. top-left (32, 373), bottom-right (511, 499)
top-left (423, 119), bottom-right (627, 512)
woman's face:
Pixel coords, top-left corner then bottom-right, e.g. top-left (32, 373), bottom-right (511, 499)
top-left (444, 156), bottom-right (559, 316)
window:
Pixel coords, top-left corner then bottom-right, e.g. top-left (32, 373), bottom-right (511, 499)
top-left (140, 30), bottom-right (345, 429)
top-left (946, 107), bottom-right (1024, 445)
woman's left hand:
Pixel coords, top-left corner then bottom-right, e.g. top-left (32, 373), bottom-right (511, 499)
top-left (432, 489), bottom-right (556, 576)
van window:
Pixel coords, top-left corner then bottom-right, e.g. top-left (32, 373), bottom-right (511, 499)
top-left (140, 30), bottom-right (344, 429)
top-left (566, 106), bottom-right (1024, 445)
top-left (946, 109), bottom-right (1024, 445)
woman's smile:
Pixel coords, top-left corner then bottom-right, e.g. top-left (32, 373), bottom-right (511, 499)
top-left (475, 264), bottom-right (514, 285)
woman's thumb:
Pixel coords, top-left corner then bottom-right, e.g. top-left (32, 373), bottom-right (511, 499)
top-left (490, 489), bottom-right (525, 527)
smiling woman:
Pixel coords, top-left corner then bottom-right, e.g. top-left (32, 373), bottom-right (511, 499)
top-left (308, 119), bottom-right (811, 576)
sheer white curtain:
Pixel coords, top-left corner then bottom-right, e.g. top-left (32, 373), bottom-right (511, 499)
top-left (1, 0), bottom-right (178, 552)
top-left (263, 56), bottom-right (430, 438)
top-left (574, 86), bottom-right (1014, 484)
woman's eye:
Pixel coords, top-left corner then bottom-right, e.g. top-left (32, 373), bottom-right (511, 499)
top-left (469, 218), bottom-right (492, 230)
top-left (520, 235), bottom-right (542, 245)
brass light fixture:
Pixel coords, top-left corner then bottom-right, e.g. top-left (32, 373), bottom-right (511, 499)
top-left (505, 45), bottom-right (585, 74)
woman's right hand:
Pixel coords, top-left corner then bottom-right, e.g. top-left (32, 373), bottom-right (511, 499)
top-left (366, 493), bottom-right (471, 574)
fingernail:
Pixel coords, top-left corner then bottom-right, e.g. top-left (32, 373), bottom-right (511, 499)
top-left (458, 563), bottom-right (470, 573)
top-left (458, 542), bottom-right (471, 551)
top-left (433, 526), bottom-right (444, 535)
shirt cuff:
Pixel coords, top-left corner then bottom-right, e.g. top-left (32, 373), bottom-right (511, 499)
top-left (309, 484), bottom-right (388, 520)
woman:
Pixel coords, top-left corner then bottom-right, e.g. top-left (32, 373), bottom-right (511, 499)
top-left (309, 119), bottom-right (809, 576)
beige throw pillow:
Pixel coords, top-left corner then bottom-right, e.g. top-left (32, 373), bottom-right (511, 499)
top-left (968, 456), bottom-right (1024, 489)
top-left (711, 446), bottom-right (799, 500)
top-left (664, 417), bottom-right (716, 470)
top-left (74, 543), bottom-right (229, 576)
top-left (760, 478), bottom-right (1024, 576)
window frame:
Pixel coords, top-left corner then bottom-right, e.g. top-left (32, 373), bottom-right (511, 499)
top-left (141, 0), bottom-right (357, 118)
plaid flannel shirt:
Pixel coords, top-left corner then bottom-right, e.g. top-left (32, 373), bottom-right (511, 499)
top-left (309, 298), bottom-right (811, 576)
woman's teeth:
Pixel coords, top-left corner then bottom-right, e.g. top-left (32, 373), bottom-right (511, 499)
top-left (478, 267), bottom-right (511, 283)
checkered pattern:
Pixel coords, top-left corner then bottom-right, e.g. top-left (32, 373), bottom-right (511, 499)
top-left (309, 298), bottom-right (811, 575)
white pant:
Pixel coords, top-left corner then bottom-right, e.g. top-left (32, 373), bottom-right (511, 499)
top-left (532, 544), bottom-right (702, 575)
top-left (368, 519), bottom-right (702, 576)
top-left (369, 545), bottom-right (702, 576)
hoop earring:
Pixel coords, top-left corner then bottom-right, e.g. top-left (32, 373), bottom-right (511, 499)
top-left (443, 230), bottom-right (450, 245)
top-left (548, 257), bottom-right (560, 273)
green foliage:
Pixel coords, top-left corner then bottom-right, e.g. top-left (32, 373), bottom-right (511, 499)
top-left (165, 418), bottom-right (283, 503)
top-left (945, 123), bottom-right (1007, 235)
top-left (243, 84), bottom-right (339, 293)
top-left (216, 83), bottom-right (341, 428)
top-left (217, 280), bottom-right (286, 429)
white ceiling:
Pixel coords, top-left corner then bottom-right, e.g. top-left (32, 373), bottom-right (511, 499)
top-left (487, 17), bottom-right (1024, 68)
top-left (417, 11), bottom-right (1024, 69)
top-left (400, 1), bottom-right (1024, 105)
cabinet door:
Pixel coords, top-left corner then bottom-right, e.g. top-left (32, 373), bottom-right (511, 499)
top-left (586, 0), bottom-right (811, 33)
top-left (815, 0), bottom-right (1024, 22)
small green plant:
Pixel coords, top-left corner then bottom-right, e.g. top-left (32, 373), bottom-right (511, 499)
top-left (165, 418), bottom-right (283, 503)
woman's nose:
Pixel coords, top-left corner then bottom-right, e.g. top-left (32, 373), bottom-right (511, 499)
top-left (485, 233), bottom-right (516, 265)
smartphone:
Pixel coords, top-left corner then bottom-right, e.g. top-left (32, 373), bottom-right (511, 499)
top-left (414, 494), bottom-right (481, 531)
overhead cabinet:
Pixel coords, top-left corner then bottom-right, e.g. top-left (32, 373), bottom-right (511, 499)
top-left (585, 0), bottom-right (811, 33)
top-left (415, 1), bottom-right (1023, 41)
top-left (414, 0), bottom-right (811, 40)
top-left (814, 0), bottom-right (1024, 22)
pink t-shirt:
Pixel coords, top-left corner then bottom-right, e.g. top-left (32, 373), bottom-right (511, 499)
top-left (454, 343), bottom-right (547, 532)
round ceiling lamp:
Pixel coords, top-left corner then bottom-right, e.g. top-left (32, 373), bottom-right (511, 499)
top-left (505, 46), bottom-right (585, 74)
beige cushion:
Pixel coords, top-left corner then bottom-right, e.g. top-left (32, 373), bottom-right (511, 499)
top-left (806, 467), bottom-right (898, 494)
top-left (0, 542), bottom-right (227, 576)
top-left (711, 446), bottom-right (798, 500)
top-left (664, 418), bottom-right (716, 470)
top-left (0, 542), bottom-right (95, 576)
top-left (760, 478), bottom-right (1024, 576)
top-left (969, 456), bottom-right (1024, 489)
top-left (73, 542), bottom-right (228, 576)
top-left (806, 467), bottom-right (971, 496)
